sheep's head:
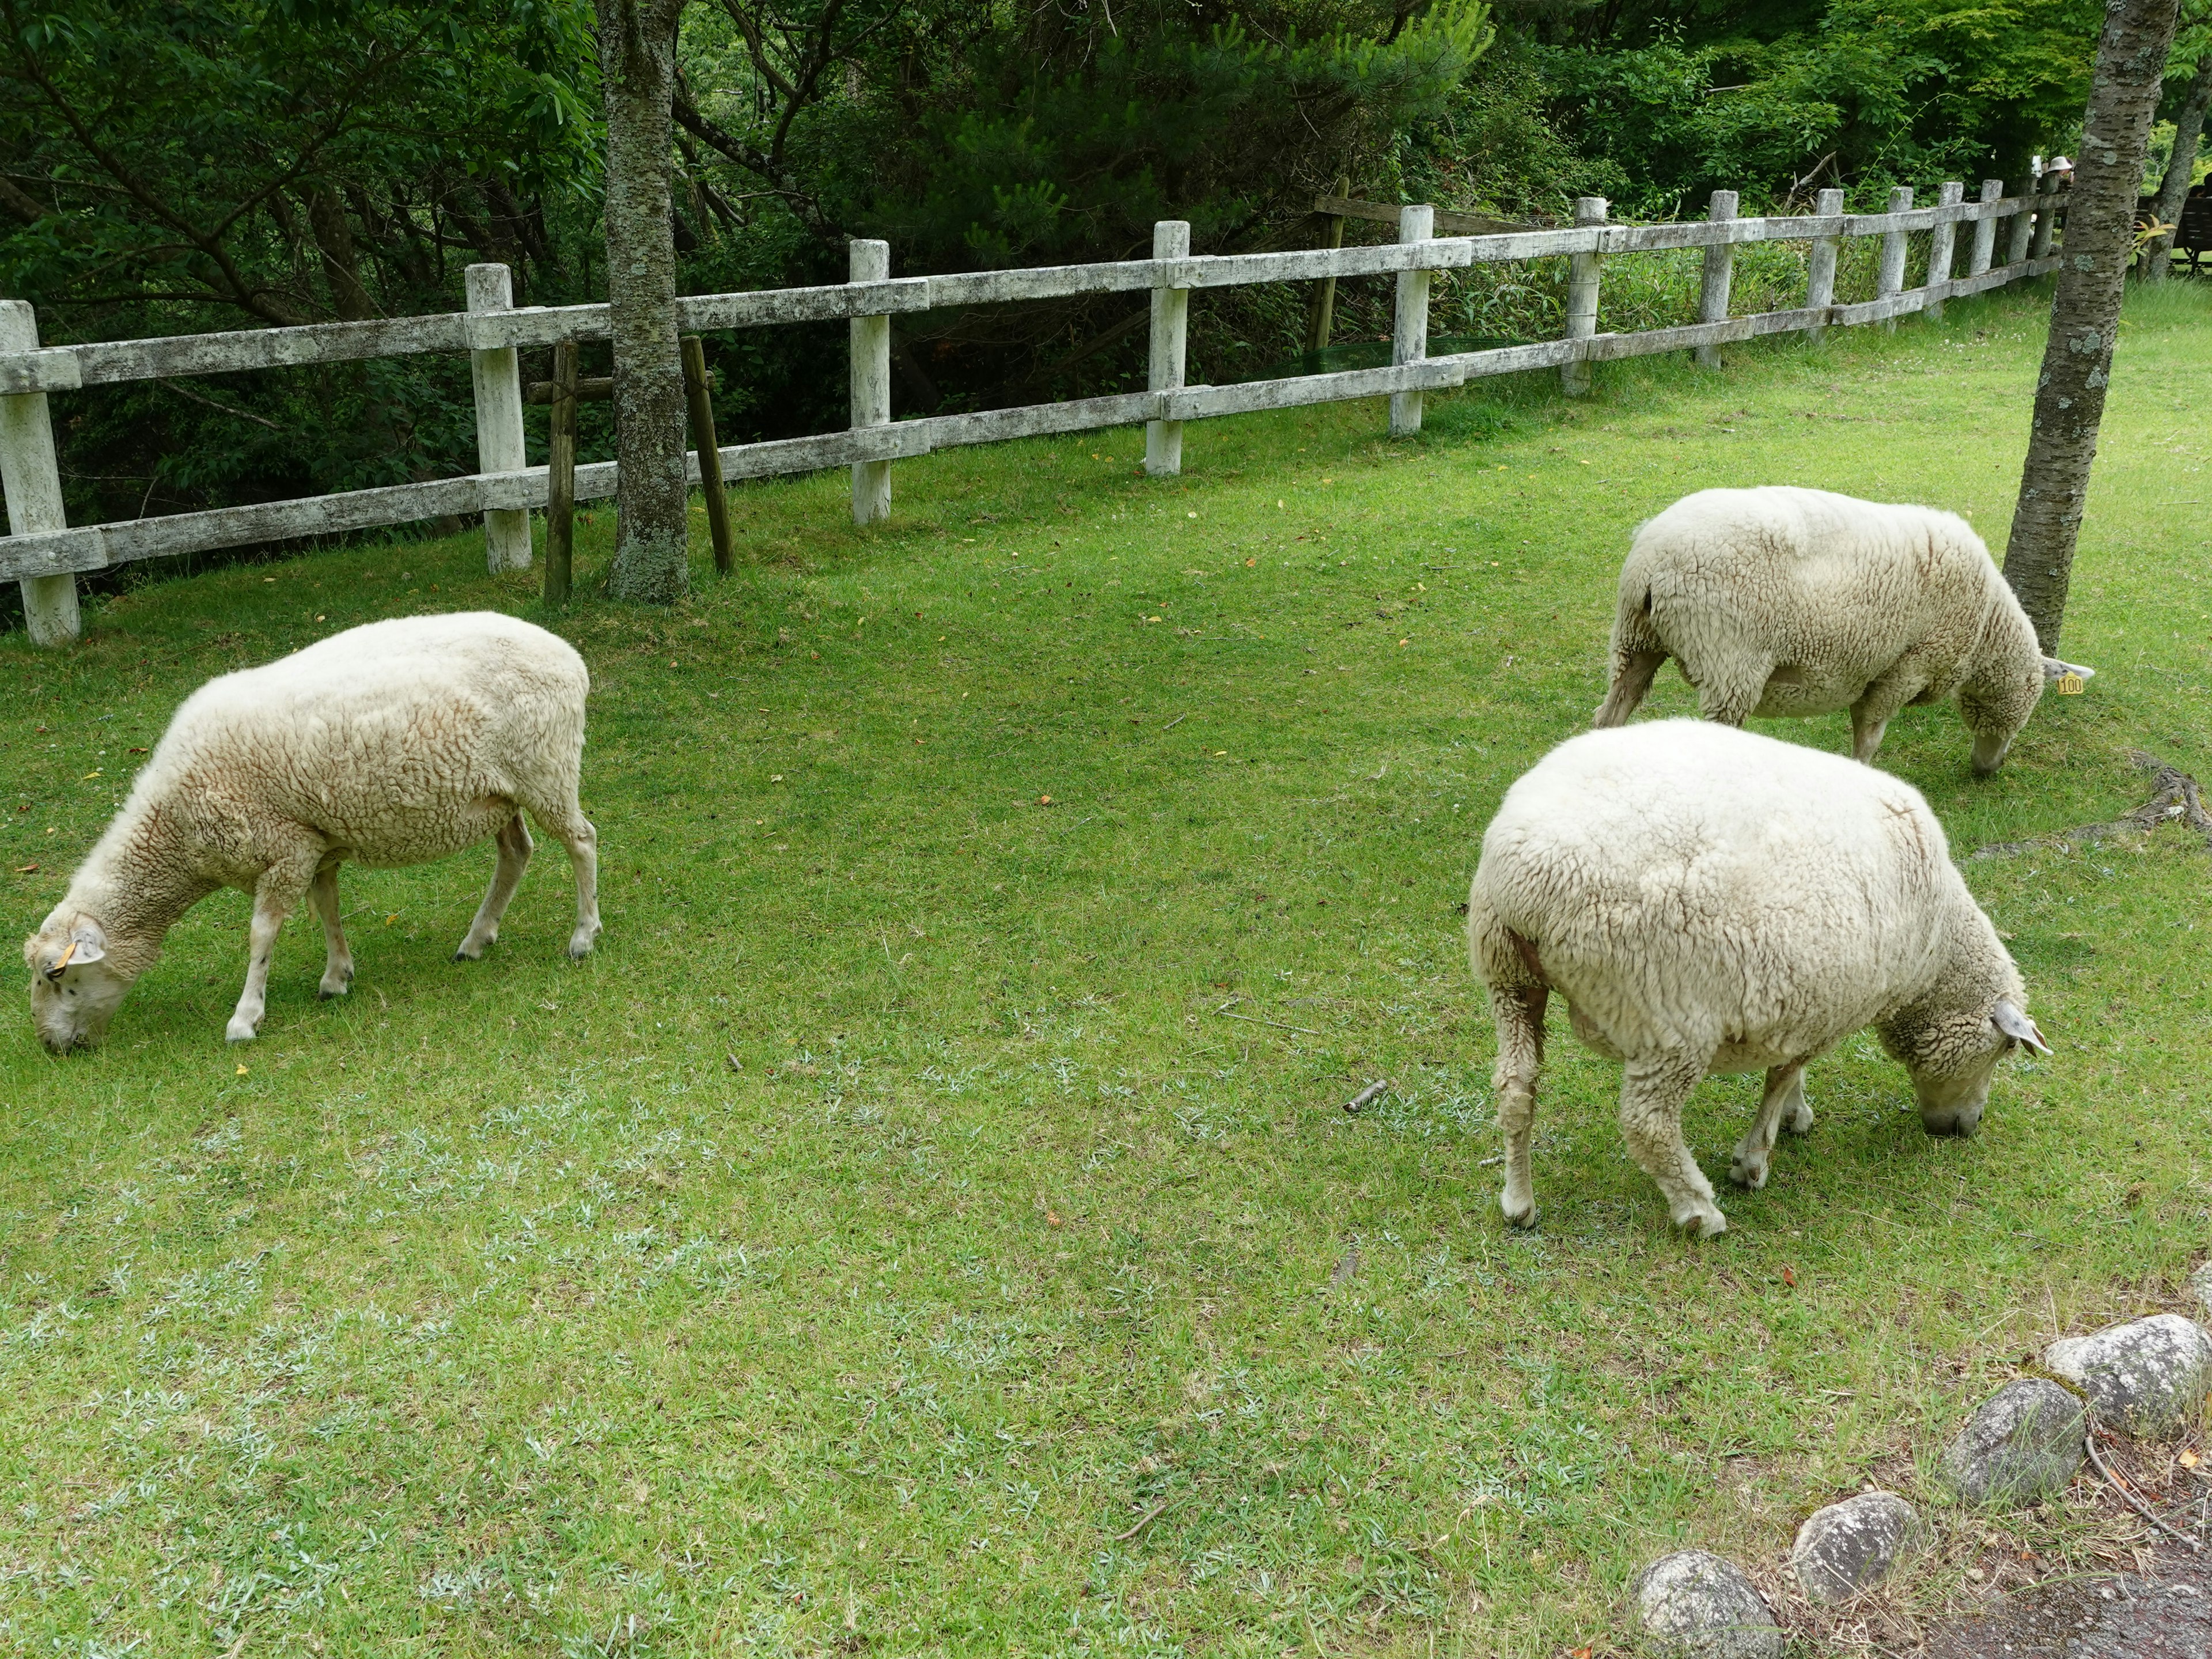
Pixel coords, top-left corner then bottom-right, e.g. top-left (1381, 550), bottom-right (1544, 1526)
top-left (24, 915), bottom-right (130, 1054)
top-left (1884, 997), bottom-right (2050, 1136)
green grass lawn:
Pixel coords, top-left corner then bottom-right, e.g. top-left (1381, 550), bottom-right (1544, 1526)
top-left (4, 280), bottom-right (2210, 1657)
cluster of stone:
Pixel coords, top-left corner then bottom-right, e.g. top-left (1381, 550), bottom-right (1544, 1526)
top-left (1629, 1301), bottom-right (2212, 1654)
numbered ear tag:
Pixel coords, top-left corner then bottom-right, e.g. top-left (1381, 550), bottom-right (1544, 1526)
top-left (2055, 672), bottom-right (2084, 695)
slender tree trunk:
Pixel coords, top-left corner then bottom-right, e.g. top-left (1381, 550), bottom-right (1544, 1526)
top-left (595, 0), bottom-right (691, 604)
top-left (2143, 48), bottom-right (2212, 281)
top-left (303, 183), bottom-right (376, 320)
top-left (2001, 0), bottom-right (2184, 652)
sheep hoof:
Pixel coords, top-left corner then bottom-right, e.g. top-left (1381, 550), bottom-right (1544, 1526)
top-left (1677, 1207), bottom-right (1727, 1237)
top-left (225, 1016), bottom-right (259, 1043)
top-left (1728, 1155), bottom-right (1768, 1191)
top-left (453, 938), bottom-right (490, 962)
top-left (1784, 1104), bottom-right (1815, 1135)
top-left (1500, 1192), bottom-right (1539, 1229)
top-left (566, 927), bottom-right (599, 960)
top-left (317, 977), bottom-right (351, 999)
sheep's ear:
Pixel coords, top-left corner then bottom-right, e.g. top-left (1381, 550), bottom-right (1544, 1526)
top-left (1991, 999), bottom-right (2051, 1055)
top-left (67, 926), bottom-right (106, 967)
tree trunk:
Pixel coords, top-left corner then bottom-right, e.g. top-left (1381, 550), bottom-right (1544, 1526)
top-left (304, 184), bottom-right (377, 320)
top-left (2001, 0), bottom-right (2184, 652)
top-left (595, 0), bottom-right (692, 604)
top-left (2143, 48), bottom-right (2212, 281)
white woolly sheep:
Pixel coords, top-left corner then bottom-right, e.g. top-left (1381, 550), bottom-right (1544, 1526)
top-left (25, 612), bottom-right (600, 1051)
top-left (1592, 486), bottom-right (2089, 774)
top-left (1467, 720), bottom-right (2048, 1236)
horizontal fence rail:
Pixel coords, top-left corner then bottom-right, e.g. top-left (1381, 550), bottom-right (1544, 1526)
top-left (0, 179), bottom-right (2068, 640)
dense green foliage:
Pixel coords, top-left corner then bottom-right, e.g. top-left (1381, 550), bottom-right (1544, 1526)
top-left (1, 0), bottom-right (2206, 582)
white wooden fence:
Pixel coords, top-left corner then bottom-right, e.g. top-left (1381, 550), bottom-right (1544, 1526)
top-left (0, 176), bottom-right (2067, 645)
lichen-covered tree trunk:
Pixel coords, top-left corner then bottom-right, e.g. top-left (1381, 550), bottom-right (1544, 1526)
top-left (2142, 48), bottom-right (2212, 282)
top-left (595, 0), bottom-right (691, 604)
top-left (2001, 0), bottom-right (2184, 652)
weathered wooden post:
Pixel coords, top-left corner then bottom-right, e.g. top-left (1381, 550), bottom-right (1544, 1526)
top-left (1306, 176), bottom-right (1349, 354)
top-left (849, 238), bottom-right (893, 525)
top-left (1145, 220), bottom-right (1190, 478)
top-left (543, 340), bottom-right (578, 607)
top-left (1694, 189), bottom-right (1737, 368)
top-left (1560, 196), bottom-right (1607, 396)
top-left (464, 264), bottom-right (532, 574)
top-left (680, 335), bottom-right (733, 571)
top-left (1805, 187), bottom-right (1846, 342)
top-left (2006, 176), bottom-right (2038, 267)
top-left (1390, 204), bottom-right (1434, 437)
top-left (0, 300), bottom-right (79, 646)
top-left (1968, 179), bottom-right (2003, 278)
top-left (2029, 171), bottom-right (2061, 261)
top-left (1927, 180), bottom-right (1965, 321)
top-left (1876, 185), bottom-right (1913, 330)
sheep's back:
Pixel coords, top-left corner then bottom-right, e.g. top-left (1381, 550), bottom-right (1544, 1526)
top-left (1474, 722), bottom-right (1955, 1057)
top-left (142, 614), bottom-right (588, 863)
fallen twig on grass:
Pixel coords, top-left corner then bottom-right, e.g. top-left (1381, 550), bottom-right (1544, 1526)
top-left (1343, 1079), bottom-right (1388, 1113)
top-left (1974, 752), bottom-right (2212, 858)
top-left (1113, 1499), bottom-right (1173, 1541)
top-left (1160, 713), bottom-right (1187, 731)
top-left (2085, 1431), bottom-right (2203, 1552)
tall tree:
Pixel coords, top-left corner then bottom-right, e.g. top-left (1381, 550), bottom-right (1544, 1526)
top-left (2001, 0), bottom-right (2184, 651)
top-left (596, 0), bottom-right (691, 603)
top-left (2141, 36), bottom-right (2212, 280)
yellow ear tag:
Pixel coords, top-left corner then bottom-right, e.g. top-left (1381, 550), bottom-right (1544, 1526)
top-left (2055, 672), bottom-right (2084, 695)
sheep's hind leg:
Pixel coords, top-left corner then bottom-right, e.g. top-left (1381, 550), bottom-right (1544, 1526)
top-left (310, 859), bottom-right (353, 997)
top-left (1618, 1051), bottom-right (1725, 1234)
top-left (1729, 1063), bottom-right (1808, 1190)
top-left (530, 804), bottom-right (601, 958)
top-left (1490, 984), bottom-right (1548, 1228)
top-left (1593, 649), bottom-right (1665, 728)
top-left (456, 813), bottom-right (532, 961)
top-left (1850, 668), bottom-right (1927, 764)
top-left (228, 846), bottom-right (319, 1043)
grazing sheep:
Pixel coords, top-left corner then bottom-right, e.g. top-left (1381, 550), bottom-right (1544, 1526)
top-left (1591, 486), bottom-right (2090, 774)
top-left (24, 612), bottom-right (600, 1051)
top-left (1467, 721), bottom-right (2047, 1236)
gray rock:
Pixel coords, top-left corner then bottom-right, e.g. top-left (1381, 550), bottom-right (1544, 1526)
top-left (2044, 1314), bottom-right (2212, 1436)
top-left (1940, 1378), bottom-right (2087, 1505)
top-left (2191, 1262), bottom-right (2212, 1323)
top-left (1790, 1490), bottom-right (1921, 1602)
top-left (1631, 1550), bottom-right (1784, 1658)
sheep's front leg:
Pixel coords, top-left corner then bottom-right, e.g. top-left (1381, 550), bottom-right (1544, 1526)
top-left (1729, 1063), bottom-right (1809, 1190)
top-left (1490, 983), bottom-right (1548, 1227)
top-left (456, 813), bottom-right (532, 961)
top-left (310, 860), bottom-right (354, 998)
top-left (228, 851), bottom-right (317, 1043)
top-left (1617, 1051), bottom-right (1725, 1235)
top-left (1849, 668), bottom-right (1927, 763)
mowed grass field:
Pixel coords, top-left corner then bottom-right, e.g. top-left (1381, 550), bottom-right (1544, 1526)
top-left (3, 281), bottom-right (2210, 1657)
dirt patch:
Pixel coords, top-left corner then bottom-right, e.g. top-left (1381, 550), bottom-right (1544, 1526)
top-left (1914, 1540), bottom-right (2211, 1657)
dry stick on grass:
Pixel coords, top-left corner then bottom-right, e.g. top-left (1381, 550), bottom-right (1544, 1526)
top-left (1343, 1079), bottom-right (1388, 1113)
top-left (1113, 1499), bottom-right (1173, 1542)
top-left (1219, 1010), bottom-right (1320, 1036)
top-left (2085, 1432), bottom-right (2204, 1553)
top-left (1973, 752), bottom-right (2212, 859)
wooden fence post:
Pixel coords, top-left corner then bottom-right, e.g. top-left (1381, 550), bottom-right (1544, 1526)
top-left (1805, 188), bottom-right (1846, 342)
top-left (2029, 172), bottom-right (2061, 261)
top-left (2006, 176), bottom-right (2037, 267)
top-left (0, 300), bottom-right (79, 646)
top-left (1876, 185), bottom-right (1913, 330)
top-left (1927, 181), bottom-right (1965, 321)
top-left (849, 238), bottom-right (893, 524)
top-left (542, 340), bottom-right (578, 607)
top-left (1390, 204), bottom-right (1434, 437)
top-left (1306, 175), bottom-right (1349, 354)
top-left (1694, 190), bottom-right (1737, 368)
top-left (1560, 196), bottom-right (1607, 396)
top-left (681, 335), bottom-right (733, 571)
top-left (1968, 179), bottom-right (2003, 278)
top-left (464, 264), bottom-right (532, 574)
top-left (1145, 220), bottom-right (1190, 478)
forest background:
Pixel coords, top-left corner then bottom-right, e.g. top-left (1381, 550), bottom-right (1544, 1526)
top-left (4, 0), bottom-right (2208, 556)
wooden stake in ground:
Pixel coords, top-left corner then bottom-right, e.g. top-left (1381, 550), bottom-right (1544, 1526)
top-left (2001, 0), bottom-right (2186, 652)
top-left (544, 339), bottom-right (579, 607)
top-left (680, 335), bottom-right (733, 574)
top-left (596, 0), bottom-right (692, 604)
